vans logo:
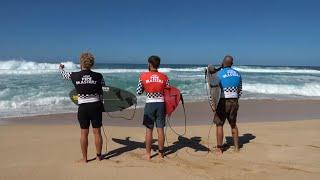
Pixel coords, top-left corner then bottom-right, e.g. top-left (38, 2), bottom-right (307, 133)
top-left (146, 75), bottom-right (164, 83)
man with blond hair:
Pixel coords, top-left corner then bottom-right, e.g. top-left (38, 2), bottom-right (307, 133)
top-left (60, 52), bottom-right (105, 163)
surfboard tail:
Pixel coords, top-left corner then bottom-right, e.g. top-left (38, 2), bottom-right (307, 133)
top-left (164, 86), bottom-right (182, 117)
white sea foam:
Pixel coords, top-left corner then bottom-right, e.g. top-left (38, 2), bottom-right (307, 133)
top-left (243, 83), bottom-right (320, 97)
top-left (0, 60), bottom-right (78, 75)
top-left (0, 59), bottom-right (319, 117)
top-left (1, 60), bottom-right (319, 75)
top-left (235, 66), bottom-right (320, 74)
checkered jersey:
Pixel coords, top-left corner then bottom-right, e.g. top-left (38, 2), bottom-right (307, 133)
top-left (217, 67), bottom-right (243, 99)
top-left (59, 68), bottom-right (105, 104)
top-left (137, 72), bottom-right (170, 103)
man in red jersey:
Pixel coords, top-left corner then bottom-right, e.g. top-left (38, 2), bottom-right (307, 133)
top-left (137, 55), bottom-right (170, 160)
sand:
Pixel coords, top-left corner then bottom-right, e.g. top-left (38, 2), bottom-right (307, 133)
top-left (0, 100), bottom-right (320, 180)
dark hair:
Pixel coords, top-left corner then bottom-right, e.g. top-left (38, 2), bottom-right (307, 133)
top-left (224, 55), bottom-right (233, 62)
top-left (148, 55), bottom-right (161, 69)
top-left (223, 55), bottom-right (234, 67)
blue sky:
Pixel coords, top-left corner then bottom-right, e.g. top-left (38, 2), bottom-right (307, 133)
top-left (0, 0), bottom-right (319, 66)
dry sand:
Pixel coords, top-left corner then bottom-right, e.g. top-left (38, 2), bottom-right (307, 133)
top-left (0, 100), bottom-right (320, 180)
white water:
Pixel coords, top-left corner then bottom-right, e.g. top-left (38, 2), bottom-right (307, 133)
top-left (0, 59), bottom-right (319, 117)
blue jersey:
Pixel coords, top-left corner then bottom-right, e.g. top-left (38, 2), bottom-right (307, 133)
top-left (217, 67), bottom-right (242, 99)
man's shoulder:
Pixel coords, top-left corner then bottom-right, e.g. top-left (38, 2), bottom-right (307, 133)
top-left (157, 71), bottom-right (168, 79)
top-left (90, 71), bottom-right (103, 77)
top-left (139, 71), bottom-right (149, 79)
top-left (221, 67), bottom-right (241, 74)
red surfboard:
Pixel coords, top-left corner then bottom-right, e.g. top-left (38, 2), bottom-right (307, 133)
top-left (164, 86), bottom-right (183, 117)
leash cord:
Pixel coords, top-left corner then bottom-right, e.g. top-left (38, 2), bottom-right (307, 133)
top-left (101, 122), bottom-right (108, 154)
top-left (166, 95), bottom-right (187, 137)
top-left (204, 67), bottom-right (216, 152)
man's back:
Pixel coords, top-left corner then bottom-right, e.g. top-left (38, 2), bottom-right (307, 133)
top-left (218, 67), bottom-right (242, 99)
top-left (137, 71), bottom-right (169, 103)
top-left (61, 69), bottom-right (105, 104)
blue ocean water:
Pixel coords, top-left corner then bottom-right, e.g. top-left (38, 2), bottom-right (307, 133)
top-left (0, 60), bottom-right (319, 118)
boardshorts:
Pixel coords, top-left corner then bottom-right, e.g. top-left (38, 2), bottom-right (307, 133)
top-left (77, 101), bottom-right (103, 129)
top-left (213, 98), bottom-right (239, 126)
top-left (143, 102), bottom-right (166, 129)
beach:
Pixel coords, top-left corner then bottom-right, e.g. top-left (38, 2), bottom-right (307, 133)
top-left (1, 100), bottom-right (320, 180)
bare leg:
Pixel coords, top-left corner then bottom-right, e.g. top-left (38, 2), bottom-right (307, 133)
top-left (157, 128), bottom-right (165, 158)
top-left (93, 128), bottom-right (103, 160)
top-left (77, 129), bottom-right (89, 163)
top-left (215, 125), bottom-right (224, 155)
top-left (145, 128), bottom-right (153, 160)
top-left (230, 124), bottom-right (240, 152)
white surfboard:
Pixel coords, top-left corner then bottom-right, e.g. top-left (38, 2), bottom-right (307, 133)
top-left (205, 65), bottom-right (221, 110)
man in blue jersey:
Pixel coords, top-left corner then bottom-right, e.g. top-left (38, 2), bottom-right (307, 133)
top-left (213, 55), bottom-right (242, 155)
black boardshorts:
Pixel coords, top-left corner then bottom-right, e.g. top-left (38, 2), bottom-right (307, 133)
top-left (213, 98), bottom-right (239, 126)
top-left (77, 101), bottom-right (103, 129)
top-left (143, 102), bottom-right (166, 129)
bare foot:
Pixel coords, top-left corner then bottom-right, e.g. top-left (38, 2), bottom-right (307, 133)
top-left (234, 147), bottom-right (240, 153)
top-left (215, 148), bottom-right (223, 157)
top-left (144, 153), bottom-right (151, 161)
top-left (158, 153), bottom-right (164, 160)
top-left (96, 155), bottom-right (103, 161)
top-left (76, 158), bottom-right (87, 163)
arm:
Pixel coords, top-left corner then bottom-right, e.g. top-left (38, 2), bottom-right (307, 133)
top-left (136, 79), bottom-right (144, 95)
top-left (165, 79), bottom-right (170, 88)
top-left (59, 64), bottom-right (72, 80)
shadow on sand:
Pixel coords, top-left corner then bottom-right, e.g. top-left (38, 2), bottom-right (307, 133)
top-left (223, 133), bottom-right (256, 151)
top-left (103, 136), bottom-right (210, 159)
top-left (102, 133), bottom-right (256, 159)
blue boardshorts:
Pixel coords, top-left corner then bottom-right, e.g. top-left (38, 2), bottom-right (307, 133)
top-left (143, 102), bottom-right (166, 129)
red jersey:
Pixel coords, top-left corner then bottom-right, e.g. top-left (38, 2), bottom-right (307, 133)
top-left (137, 71), bottom-right (170, 103)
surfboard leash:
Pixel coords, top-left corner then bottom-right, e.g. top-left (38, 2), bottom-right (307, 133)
top-left (204, 67), bottom-right (216, 152)
top-left (166, 93), bottom-right (187, 137)
top-left (164, 93), bottom-right (187, 159)
top-left (101, 123), bottom-right (108, 154)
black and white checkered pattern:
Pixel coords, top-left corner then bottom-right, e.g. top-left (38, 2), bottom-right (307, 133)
top-left (136, 78), bottom-right (169, 102)
top-left (60, 69), bottom-right (71, 79)
top-left (146, 92), bottom-right (164, 99)
top-left (136, 80), bottom-right (144, 95)
top-left (221, 85), bottom-right (242, 99)
top-left (78, 93), bottom-right (100, 99)
top-left (223, 87), bottom-right (239, 93)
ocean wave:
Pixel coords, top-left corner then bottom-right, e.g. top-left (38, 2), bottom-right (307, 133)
top-left (0, 60), bottom-right (206, 75)
top-left (1, 60), bottom-right (319, 75)
top-left (0, 60), bottom-right (78, 70)
top-left (0, 60), bottom-right (78, 75)
top-left (243, 83), bottom-right (320, 97)
top-left (235, 66), bottom-right (320, 74)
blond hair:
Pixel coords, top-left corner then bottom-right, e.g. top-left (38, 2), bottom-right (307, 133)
top-left (80, 52), bottom-right (95, 69)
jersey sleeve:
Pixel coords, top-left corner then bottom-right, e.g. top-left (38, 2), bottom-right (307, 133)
top-left (136, 78), bottom-right (144, 95)
top-left (165, 78), bottom-right (170, 88)
top-left (59, 68), bottom-right (72, 80)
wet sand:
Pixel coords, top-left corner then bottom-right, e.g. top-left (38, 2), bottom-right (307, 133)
top-left (1, 100), bottom-right (320, 126)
